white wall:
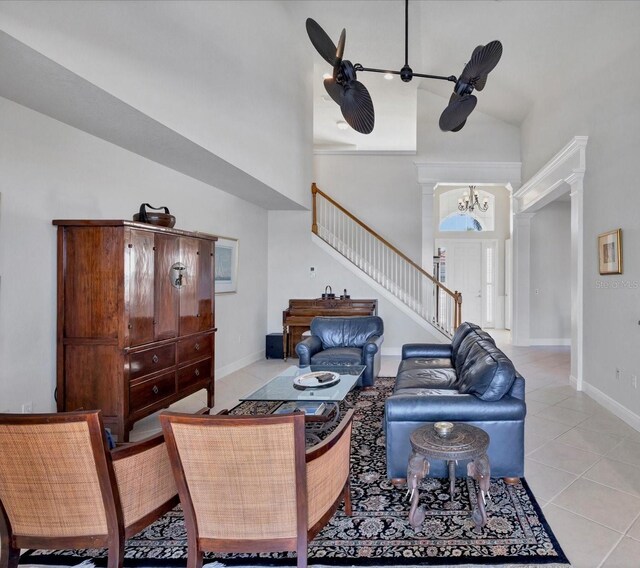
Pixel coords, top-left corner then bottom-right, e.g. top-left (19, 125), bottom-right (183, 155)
top-left (521, 40), bottom-right (640, 415)
top-left (417, 91), bottom-right (521, 163)
top-left (529, 201), bottom-right (571, 343)
top-left (0, 0), bottom-right (313, 207)
top-left (267, 210), bottom-right (437, 353)
top-left (0, 98), bottom-right (269, 413)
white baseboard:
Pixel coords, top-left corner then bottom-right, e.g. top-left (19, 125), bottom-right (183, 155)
top-left (580, 380), bottom-right (640, 433)
top-left (569, 374), bottom-right (579, 389)
top-left (216, 350), bottom-right (265, 380)
top-left (529, 338), bottom-right (571, 346)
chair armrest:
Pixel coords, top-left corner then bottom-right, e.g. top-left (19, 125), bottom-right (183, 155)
top-left (296, 335), bottom-right (323, 364)
top-left (306, 409), bottom-right (355, 525)
top-left (111, 432), bottom-right (178, 532)
top-left (363, 335), bottom-right (383, 356)
top-left (402, 343), bottom-right (452, 360)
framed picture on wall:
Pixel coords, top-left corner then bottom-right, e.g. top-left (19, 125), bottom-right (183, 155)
top-left (598, 229), bottom-right (622, 275)
top-left (215, 237), bottom-right (238, 293)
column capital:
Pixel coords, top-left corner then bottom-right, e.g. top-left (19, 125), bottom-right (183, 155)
top-left (420, 183), bottom-right (437, 196)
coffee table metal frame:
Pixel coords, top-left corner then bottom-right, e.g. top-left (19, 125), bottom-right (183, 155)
top-left (407, 423), bottom-right (490, 529)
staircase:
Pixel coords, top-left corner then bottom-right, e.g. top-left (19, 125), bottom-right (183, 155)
top-left (311, 184), bottom-right (461, 339)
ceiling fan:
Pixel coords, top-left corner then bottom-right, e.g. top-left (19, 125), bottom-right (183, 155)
top-left (306, 0), bottom-right (502, 134)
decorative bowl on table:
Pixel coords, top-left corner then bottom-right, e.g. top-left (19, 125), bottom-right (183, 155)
top-left (293, 371), bottom-right (340, 389)
top-left (434, 421), bottom-right (454, 437)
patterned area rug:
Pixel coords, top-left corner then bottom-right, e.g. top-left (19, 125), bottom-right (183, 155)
top-left (21, 378), bottom-right (569, 567)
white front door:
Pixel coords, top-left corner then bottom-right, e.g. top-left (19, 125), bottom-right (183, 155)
top-left (447, 241), bottom-right (483, 326)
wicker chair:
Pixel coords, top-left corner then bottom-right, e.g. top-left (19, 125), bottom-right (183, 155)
top-left (160, 409), bottom-right (355, 568)
top-left (0, 410), bottom-right (179, 568)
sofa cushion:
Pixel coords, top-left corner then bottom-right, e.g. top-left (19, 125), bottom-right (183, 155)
top-left (310, 347), bottom-right (362, 366)
top-left (310, 316), bottom-right (383, 349)
top-left (398, 358), bottom-right (453, 372)
top-left (454, 328), bottom-right (496, 370)
top-left (394, 367), bottom-right (458, 390)
top-left (457, 339), bottom-right (516, 401)
top-left (451, 322), bottom-right (481, 359)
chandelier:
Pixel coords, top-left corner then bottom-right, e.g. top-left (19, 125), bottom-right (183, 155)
top-left (458, 186), bottom-right (489, 213)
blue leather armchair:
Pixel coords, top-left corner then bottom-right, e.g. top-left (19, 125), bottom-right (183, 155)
top-left (295, 316), bottom-right (384, 387)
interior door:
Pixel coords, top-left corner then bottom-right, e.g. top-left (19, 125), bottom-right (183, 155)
top-left (447, 241), bottom-right (483, 326)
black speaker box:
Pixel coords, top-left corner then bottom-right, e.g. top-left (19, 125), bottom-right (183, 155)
top-left (265, 333), bottom-right (284, 359)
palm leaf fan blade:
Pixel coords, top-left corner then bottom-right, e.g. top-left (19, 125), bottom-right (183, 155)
top-left (306, 18), bottom-right (338, 66)
top-left (439, 95), bottom-right (477, 132)
top-left (340, 81), bottom-right (375, 134)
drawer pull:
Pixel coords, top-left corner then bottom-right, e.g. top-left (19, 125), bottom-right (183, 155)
top-left (152, 385), bottom-right (159, 395)
top-left (152, 354), bottom-right (159, 364)
top-left (194, 368), bottom-right (200, 377)
top-left (194, 343), bottom-right (200, 351)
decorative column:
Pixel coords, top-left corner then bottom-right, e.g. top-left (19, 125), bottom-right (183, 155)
top-left (568, 173), bottom-right (584, 390)
top-left (421, 183), bottom-right (437, 270)
top-left (511, 212), bottom-right (535, 346)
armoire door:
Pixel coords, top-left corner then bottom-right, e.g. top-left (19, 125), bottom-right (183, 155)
top-left (178, 237), bottom-right (214, 336)
top-left (128, 229), bottom-right (155, 347)
top-left (154, 233), bottom-right (180, 340)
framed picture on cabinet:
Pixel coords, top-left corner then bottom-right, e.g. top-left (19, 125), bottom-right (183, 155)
top-left (598, 229), bottom-right (622, 275)
top-left (215, 237), bottom-right (238, 293)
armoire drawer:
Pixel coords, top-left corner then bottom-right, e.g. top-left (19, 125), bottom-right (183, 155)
top-left (178, 358), bottom-right (212, 391)
top-left (129, 371), bottom-right (176, 413)
top-left (128, 344), bottom-right (176, 381)
top-left (178, 334), bottom-right (213, 364)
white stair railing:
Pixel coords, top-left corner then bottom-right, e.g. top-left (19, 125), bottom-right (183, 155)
top-left (312, 184), bottom-right (461, 338)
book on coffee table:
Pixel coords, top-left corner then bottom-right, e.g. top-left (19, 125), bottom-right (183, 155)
top-left (273, 401), bottom-right (327, 416)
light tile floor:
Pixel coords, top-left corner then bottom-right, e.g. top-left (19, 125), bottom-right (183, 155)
top-left (130, 332), bottom-right (640, 567)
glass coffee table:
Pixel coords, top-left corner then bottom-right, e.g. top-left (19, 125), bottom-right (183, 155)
top-left (240, 365), bottom-right (365, 442)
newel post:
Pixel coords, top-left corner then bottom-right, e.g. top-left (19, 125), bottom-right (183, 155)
top-left (311, 183), bottom-right (318, 234)
top-left (454, 291), bottom-right (463, 329)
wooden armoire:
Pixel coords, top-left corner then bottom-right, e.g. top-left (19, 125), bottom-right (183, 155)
top-left (54, 220), bottom-right (217, 441)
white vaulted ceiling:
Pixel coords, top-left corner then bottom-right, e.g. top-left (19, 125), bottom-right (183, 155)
top-left (288, 0), bottom-right (640, 152)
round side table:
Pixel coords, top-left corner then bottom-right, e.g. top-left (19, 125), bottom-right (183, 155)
top-left (407, 423), bottom-right (490, 529)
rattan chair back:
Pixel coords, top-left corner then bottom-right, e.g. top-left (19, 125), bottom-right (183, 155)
top-left (160, 409), bottom-right (354, 568)
top-left (0, 410), bottom-right (179, 568)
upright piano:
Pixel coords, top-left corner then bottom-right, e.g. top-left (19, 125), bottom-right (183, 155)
top-left (282, 298), bottom-right (378, 359)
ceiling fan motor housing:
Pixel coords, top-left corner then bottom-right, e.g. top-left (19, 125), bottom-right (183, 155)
top-left (400, 64), bottom-right (413, 82)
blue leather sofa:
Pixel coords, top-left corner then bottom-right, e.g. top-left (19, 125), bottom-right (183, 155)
top-left (384, 322), bottom-right (526, 481)
top-left (295, 316), bottom-right (384, 388)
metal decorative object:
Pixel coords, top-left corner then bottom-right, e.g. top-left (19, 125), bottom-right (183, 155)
top-left (458, 186), bottom-right (489, 213)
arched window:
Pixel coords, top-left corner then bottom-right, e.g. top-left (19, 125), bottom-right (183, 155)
top-left (438, 187), bottom-right (495, 232)
top-left (439, 213), bottom-right (483, 232)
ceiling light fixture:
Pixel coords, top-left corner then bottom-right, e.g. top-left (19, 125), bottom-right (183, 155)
top-left (306, 0), bottom-right (502, 134)
top-left (458, 186), bottom-right (489, 213)
top-left (383, 73), bottom-right (394, 81)
top-left (322, 72), bottom-right (333, 80)
top-left (336, 120), bottom-right (349, 130)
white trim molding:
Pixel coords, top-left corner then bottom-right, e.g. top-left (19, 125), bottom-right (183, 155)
top-left (415, 161), bottom-right (522, 186)
top-left (513, 136), bottom-right (588, 213)
top-left (514, 136), bottom-right (588, 388)
top-left (581, 380), bottom-right (640, 433)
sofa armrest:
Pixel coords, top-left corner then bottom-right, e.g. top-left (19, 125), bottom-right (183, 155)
top-left (402, 343), bottom-right (453, 360)
top-left (295, 335), bottom-right (323, 365)
top-left (363, 334), bottom-right (383, 356)
top-left (385, 393), bottom-right (526, 422)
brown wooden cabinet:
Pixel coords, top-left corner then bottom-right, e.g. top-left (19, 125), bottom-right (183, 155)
top-left (54, 220), bottom-right (217, 441)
